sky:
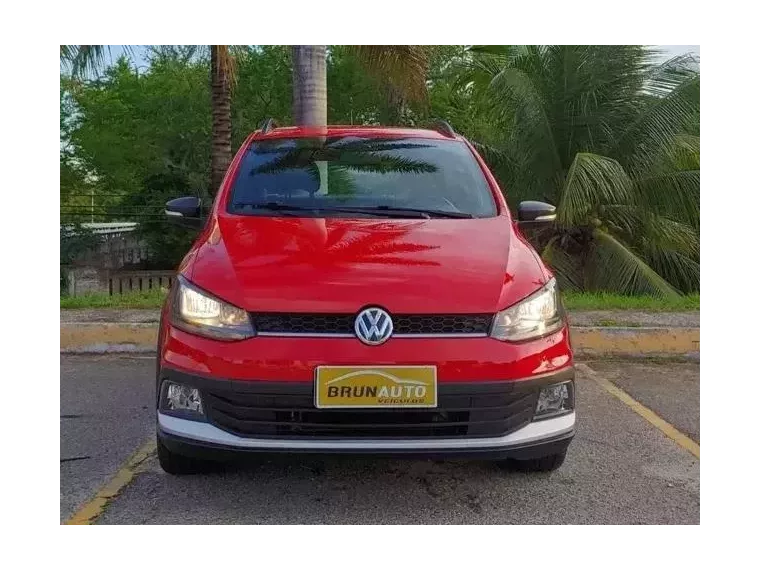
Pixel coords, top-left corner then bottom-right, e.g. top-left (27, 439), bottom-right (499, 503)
top-left (647, 40), bottom-right (705, 67)
top-left (106, 44), bottom-right (700, 69)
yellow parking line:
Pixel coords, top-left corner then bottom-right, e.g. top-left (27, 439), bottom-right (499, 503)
top-left (64, 437), bottom-right (157, 525)
top-left (576, 363), bottom-right (700, 459)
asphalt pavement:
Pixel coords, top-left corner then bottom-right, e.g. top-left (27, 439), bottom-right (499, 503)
top-left (60, 356), bottom-right (155, 521)
top-left (60, 355), bottom-right (700, 524)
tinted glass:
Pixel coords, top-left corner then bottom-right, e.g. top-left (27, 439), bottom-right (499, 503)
top-left (227, 136), bottom-right (497, 218)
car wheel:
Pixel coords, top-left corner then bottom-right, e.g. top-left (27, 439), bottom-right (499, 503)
top-left (502, 452), bottom-right (567, 473)
top-left (157, 437), bottom-right (209, 475)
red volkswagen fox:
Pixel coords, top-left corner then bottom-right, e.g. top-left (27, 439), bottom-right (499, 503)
top-left (157, 121), bottom-right (574, 474)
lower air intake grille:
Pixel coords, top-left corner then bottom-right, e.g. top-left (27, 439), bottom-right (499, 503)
top-left (204, 382), bottom-right (538, 439)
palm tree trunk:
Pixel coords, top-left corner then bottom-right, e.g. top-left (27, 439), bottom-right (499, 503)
top-left (292, 46), bottom-right (327, 126)
top-left (210, 45), bottom-right (232, 195)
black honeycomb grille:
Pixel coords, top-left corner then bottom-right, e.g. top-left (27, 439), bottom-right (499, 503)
top-left (251, 313), bottom-right (493, 335)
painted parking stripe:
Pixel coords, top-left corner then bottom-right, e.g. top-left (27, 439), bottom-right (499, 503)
top-left (577, 362), bottom-right (699, 459)
top-left (64, 437), bottom-right (156, 525)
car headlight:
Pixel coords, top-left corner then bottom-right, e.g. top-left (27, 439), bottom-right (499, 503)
top-left (490, 278), bottom-right (565, 342)
top-left (171, 276), bottom-right (255, 340)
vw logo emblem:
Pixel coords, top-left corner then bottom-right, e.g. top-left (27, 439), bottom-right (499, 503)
top-left (354, 307), bottom-right (393, 345)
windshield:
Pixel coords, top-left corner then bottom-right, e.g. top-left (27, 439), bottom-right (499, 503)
top-left (227, 136), bottom-right (498, 218)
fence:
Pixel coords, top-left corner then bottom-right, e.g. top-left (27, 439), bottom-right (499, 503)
top-left (108, 270), bottom-right (176, 295)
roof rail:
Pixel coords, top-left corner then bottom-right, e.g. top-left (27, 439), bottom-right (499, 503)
top-left (259, 118), bottom-right (279, 134)
top-left (429, 119), bottom-right (457, 138)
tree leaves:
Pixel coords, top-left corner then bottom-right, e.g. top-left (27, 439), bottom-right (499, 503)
top-left (587, 230), bottom-right (680, 298)
top-left (349, 45), bottom-right (431, 104)
top-left (60, 45), bottom-right (700, 294)
top-left (558, 153), bottom-right (634, 227)
top-left (466, 45), bottom-right (700, 295)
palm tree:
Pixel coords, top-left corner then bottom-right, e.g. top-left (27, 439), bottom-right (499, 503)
top-left (464, 45), bottom-right (700, 296)
top-left (61, 45), bottom-right (236, 195)
top-left (209, 45), bottom-right (233, 193)
top-left (292, 46), bottom-right (328, 126)
top-left (291, 45), bottom-right (431, 126)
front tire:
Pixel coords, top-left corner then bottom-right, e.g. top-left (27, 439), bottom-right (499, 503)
top-left (157, 437), bottom-right (209, 475)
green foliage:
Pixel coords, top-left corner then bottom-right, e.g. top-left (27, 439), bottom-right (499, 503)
top-left (231, 46), bottom-right (294, 142)
top-left (60, 288), bottom-right (167, 308)
top-left (460, 45), bottom-right (700, 295)
top-left (69, 56), bottom-right (212, 199)
top-left (61, 45), bottom-right (700, 295)
top-left (562, 292), bottom-right (699, 311)
top-left (62, 47), bottom-right (297, 267)
top-left (123, 168), bottom-right (200, 268)
top-left (327, 46), bottom-right (386, 124)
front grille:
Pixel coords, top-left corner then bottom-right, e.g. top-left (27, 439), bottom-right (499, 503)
top-left (204, 382), bottom-right (538, 439)
top-left (251, 313), bottom-right (493, 335)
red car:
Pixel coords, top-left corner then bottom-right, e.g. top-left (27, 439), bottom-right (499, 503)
top-left (157, 120), bottom-right (574, 474)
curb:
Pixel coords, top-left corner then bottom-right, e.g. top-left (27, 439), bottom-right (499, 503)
top-left (60, 322), bottom-right (699, 358)
top-left (570, 326), bottom-right (699, 359)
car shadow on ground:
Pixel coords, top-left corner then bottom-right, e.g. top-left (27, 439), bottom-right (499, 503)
top-left (179, 452), bottom-right (555, 478)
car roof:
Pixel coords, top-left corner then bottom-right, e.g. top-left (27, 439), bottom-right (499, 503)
top-left (251, 125), bottom-right (463, 142)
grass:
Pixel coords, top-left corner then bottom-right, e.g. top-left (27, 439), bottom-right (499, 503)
top-left (60, 289), bottom-right (167, 309)
top-left (562, 292), bottom-right (699, 311)
top-left (61, 289), bottom-right (699, 312)
top-left (592, 318), bottom-right (643, 327)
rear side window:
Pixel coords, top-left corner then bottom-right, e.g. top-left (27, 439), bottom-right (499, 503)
top-left (228, 136), bottom-right (497, 218)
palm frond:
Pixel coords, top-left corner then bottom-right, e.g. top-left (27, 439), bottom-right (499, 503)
top-left (211, 45), bottom-right (238, 86)
top-left (587, 229), bottom-right (680, 297)
top-left (645, 248), bottom-right (700, 294)
top-left (601, 205), bottom-right (699, 256)
top-left (557, 153), bottom-right (634, 227)
top-left (611, 74), bottom-right (700, 175)
top-left (332, 153), bottom-right (437, 174)
top-left (349, 45), bottom-right (431, 103)
top-left (654, 133), bottom-right (700, 170)
top-left (329, 139), bottom-right (435, 153)
top-left (322, 164), bottom-right (356, 196)
top-left (467, 45), bottom-right (513, 57)
top-left (643, 53), bottom-right (700, 98)
top-left (487, 65), bottom-right (563, 200)
top-left (626, 131), bottom-right (699, 228)
top-left (636, 169), bottom-right (700, 228)
top-left (469, 140), bottom-right (512, 167)
top-left (542, 237), bottom-right (583, 292)
top-left (61, 45), bottom-right (135, 77)
top-left (248, 147), bottom-right (437, 177)
top-left (648, 215), bottom-right (696, 255)
top-left (461, 46), bottom-right (517, 80)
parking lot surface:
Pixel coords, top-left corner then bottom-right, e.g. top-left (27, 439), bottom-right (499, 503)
top-left (61, 355), bottom-right (699, 524)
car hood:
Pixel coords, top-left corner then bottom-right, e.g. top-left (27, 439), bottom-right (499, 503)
top-left (185, 215), bottom-right (550, 314)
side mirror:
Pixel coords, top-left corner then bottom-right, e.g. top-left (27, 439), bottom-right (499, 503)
top-left (165, 196), bottom-right (204, 229)
top-left (517, 201), bottom-right (556, 223)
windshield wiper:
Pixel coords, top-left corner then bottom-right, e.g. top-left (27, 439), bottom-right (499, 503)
top-left (358, 205), bottom-right (475, 219)
top-left (232, 202), bottom-right (388, 217)
top-left (235, 202), bottom-right (299, 211)
top-left (231, 202), bottom-right (474, 219)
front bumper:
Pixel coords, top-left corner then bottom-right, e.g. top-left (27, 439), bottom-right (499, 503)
top-left (158, 410), bottom-right (574, 460)
top-left (156, 366), bottom-right (575, 460)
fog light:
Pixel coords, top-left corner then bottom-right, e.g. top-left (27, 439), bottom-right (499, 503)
top-left (534, 382), bottom-right (573, 419)
top-left (163, 382), bottom-right (203, 414)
